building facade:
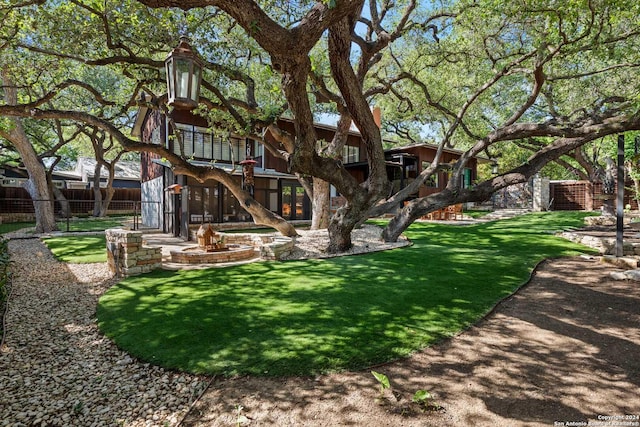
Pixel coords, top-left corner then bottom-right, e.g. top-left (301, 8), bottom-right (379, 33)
top-left (134, 108), bottom-right (482, 237)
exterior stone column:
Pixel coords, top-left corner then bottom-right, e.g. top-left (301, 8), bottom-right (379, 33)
top-left (585, 181), bottom-right (594, 211)
top-left (533, 176), bottom-right (550, 212)
top-left (106, 229), bottom-right (162, 277)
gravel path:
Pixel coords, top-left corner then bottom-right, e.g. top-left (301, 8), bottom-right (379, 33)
top-left (0, 238), bottom-right (208, 427)
top-left (0, 226), bottom-right (408, 426)
top-left (280, 223), bottom-right (410, 260)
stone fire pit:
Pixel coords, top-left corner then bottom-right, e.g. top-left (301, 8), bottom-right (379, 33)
top-left (169, 244), bottom-right (256, 264)
top-left (169, 223), bottom-right (259, 264)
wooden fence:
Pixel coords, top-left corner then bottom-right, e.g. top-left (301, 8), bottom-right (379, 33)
top-left (0, 187), bottom-right (142, 215)
top-left (0, 187), bottom-right (140, 202)
top-left (550, 181), bottom-right (639, 211)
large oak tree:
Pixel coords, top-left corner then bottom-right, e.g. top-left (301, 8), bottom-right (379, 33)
top-left (2, 0), bottom-right (640, 250)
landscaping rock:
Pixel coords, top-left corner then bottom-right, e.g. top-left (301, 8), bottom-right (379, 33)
top-left (280, 224), bottom-right (409, 260)
top-left (624, 269), bottom-right (640, 281)
top-left (584, 215), bottom-right (617, 226)
top-left (609, 271), bottom-right (629, 280)
top-left (0, 239), bottom-right (208, 426)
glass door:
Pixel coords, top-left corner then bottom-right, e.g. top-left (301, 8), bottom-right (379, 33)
top-left (281, 182), bottom-right (308, 220)
top-left (294, 187), bottom-right (305, 219)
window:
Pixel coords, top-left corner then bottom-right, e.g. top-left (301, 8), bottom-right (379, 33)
top-left (253, 140), bottom-right (264, 169)
top-left (187, 184), bottom-right (219, 223)
top-left (342, 145), bottom-right (360, 164)
top-left (173, 123), bottom-right (250, 163)
top-left (193, 126), bottom-right (209, 158)
top-left (203, 134), bottom-right (213, 159)
top-left (422, 162), bottom-right (439, 188)
top-left (254, 178), bottom-right (278, 213)
top-left (212, 136), bottom-right (223, 160)
top-left (150, 127), bottom-right (161, 145)
top-left (1, 177), bottom-right (26, 187)
top-left (174, 123), bottom-right (194, 157)
top-left (215, 136), bottom-right (245, 163)
top-left (461, 168), bottom-right (472, 188)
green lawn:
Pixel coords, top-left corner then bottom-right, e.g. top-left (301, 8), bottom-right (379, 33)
top-left (17, 217), bottom-right (129, 263)
top-left (43, 235), bottom-right (107, 263)
top-left (0, 216), bottom-right (129, 235)
top-left (463, 209), bottom-right (492, 219)
top-left (60, 216), bottom-right (131, 232)
top-left (0, 222), bottom-right (35, 235)
top-left (97, 212), bottom-right (596, 377)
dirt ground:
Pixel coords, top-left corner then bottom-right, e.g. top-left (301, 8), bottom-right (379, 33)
top-left (182, 257), bottom-right (640, 427)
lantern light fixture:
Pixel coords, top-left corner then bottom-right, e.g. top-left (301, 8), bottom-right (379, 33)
top-left (166, 183), bottom-right (182, 194)
top-left (165, 36), bottom-right (204, 110)
top-left (491, 160), bottom-right (499, 175)
top-left (239, 158), bottom-right (258, 190)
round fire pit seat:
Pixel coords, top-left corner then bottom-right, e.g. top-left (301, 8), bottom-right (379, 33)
top-left (169, 244), bottom-right (256, 264)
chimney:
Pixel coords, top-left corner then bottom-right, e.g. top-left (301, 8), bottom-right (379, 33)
top-left (372, 106), bottom-right (382, 128)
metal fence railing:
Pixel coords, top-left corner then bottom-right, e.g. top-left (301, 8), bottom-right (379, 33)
top-left (0, 199), bottom-right (161, 232)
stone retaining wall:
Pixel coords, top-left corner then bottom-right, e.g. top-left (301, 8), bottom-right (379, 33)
top-left (259, 237), bottom-right (295, 260)
top-left (106, 229), bottom-right (162, 277)
top-left (169, 245), bottom-right (256, 264)
top-left (221, 233), bottom-right (294, 260)
top-left (221, 233), bottom-right (263, 247)
top-left (559, 230), bottom-right (640, 256)
top-left (207, 233), bottom-right (294, 261)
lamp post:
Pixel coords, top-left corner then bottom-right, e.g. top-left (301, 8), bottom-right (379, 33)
top-left (165, 36), bottom-right (204, 110)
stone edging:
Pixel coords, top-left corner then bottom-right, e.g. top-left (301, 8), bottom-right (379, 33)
top-left (559, 230), bottom-right (640, 256)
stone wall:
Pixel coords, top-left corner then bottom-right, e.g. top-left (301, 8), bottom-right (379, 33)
top-left (533, 176), bottom-right (550, 212)
top-left (169, 245), bottom-right (256, 264)
top-left (259, 237), bottom-right (295, 260)
top-left (106, 229), bottom-right (162, 277)
top-left (560, 229), bottom-right (640, 256)
top-left (220, 233), bottom-right (295, 260)
top-left (186, 230), bottom-right (295, 260)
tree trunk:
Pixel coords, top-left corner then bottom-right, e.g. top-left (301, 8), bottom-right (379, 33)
top-left (326, 194), bottom-right (372, 252)
top-left (320, 17), bottom-right (389, 252)
top-left (382, 202), bottom-right (421, 243)
top-left (92, 172), bottom-right (103, 217)
top-left (53, 186), bottom-right (70, 218)
top-left (22, 177), bottom-right (58, 232)
top-left (237, 193), bottom-right (298, 236)
top-left (1, 71), bottom-right (57, 233)
top-left (311, 112), bottom-right (353, 231)
top-left (327, 208), bottom-right (355, 253)
top-left (311, 178), bottom-right (331, 230)
top-left (93, 163), bottom-right (116, 217)
top-left (47, 165), bottom-right (70, 218)
top-left (100, 186), bottom-right (115, 217)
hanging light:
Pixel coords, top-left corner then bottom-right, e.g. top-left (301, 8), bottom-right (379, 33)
top-left (239, 158), bottom-right (258, 188)
top-left (165, 183), bottom-right (182, 194)
top-left (165, 36), bottom-right (204, 110)
top-left (491, 160), bottom-right (499, 175)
